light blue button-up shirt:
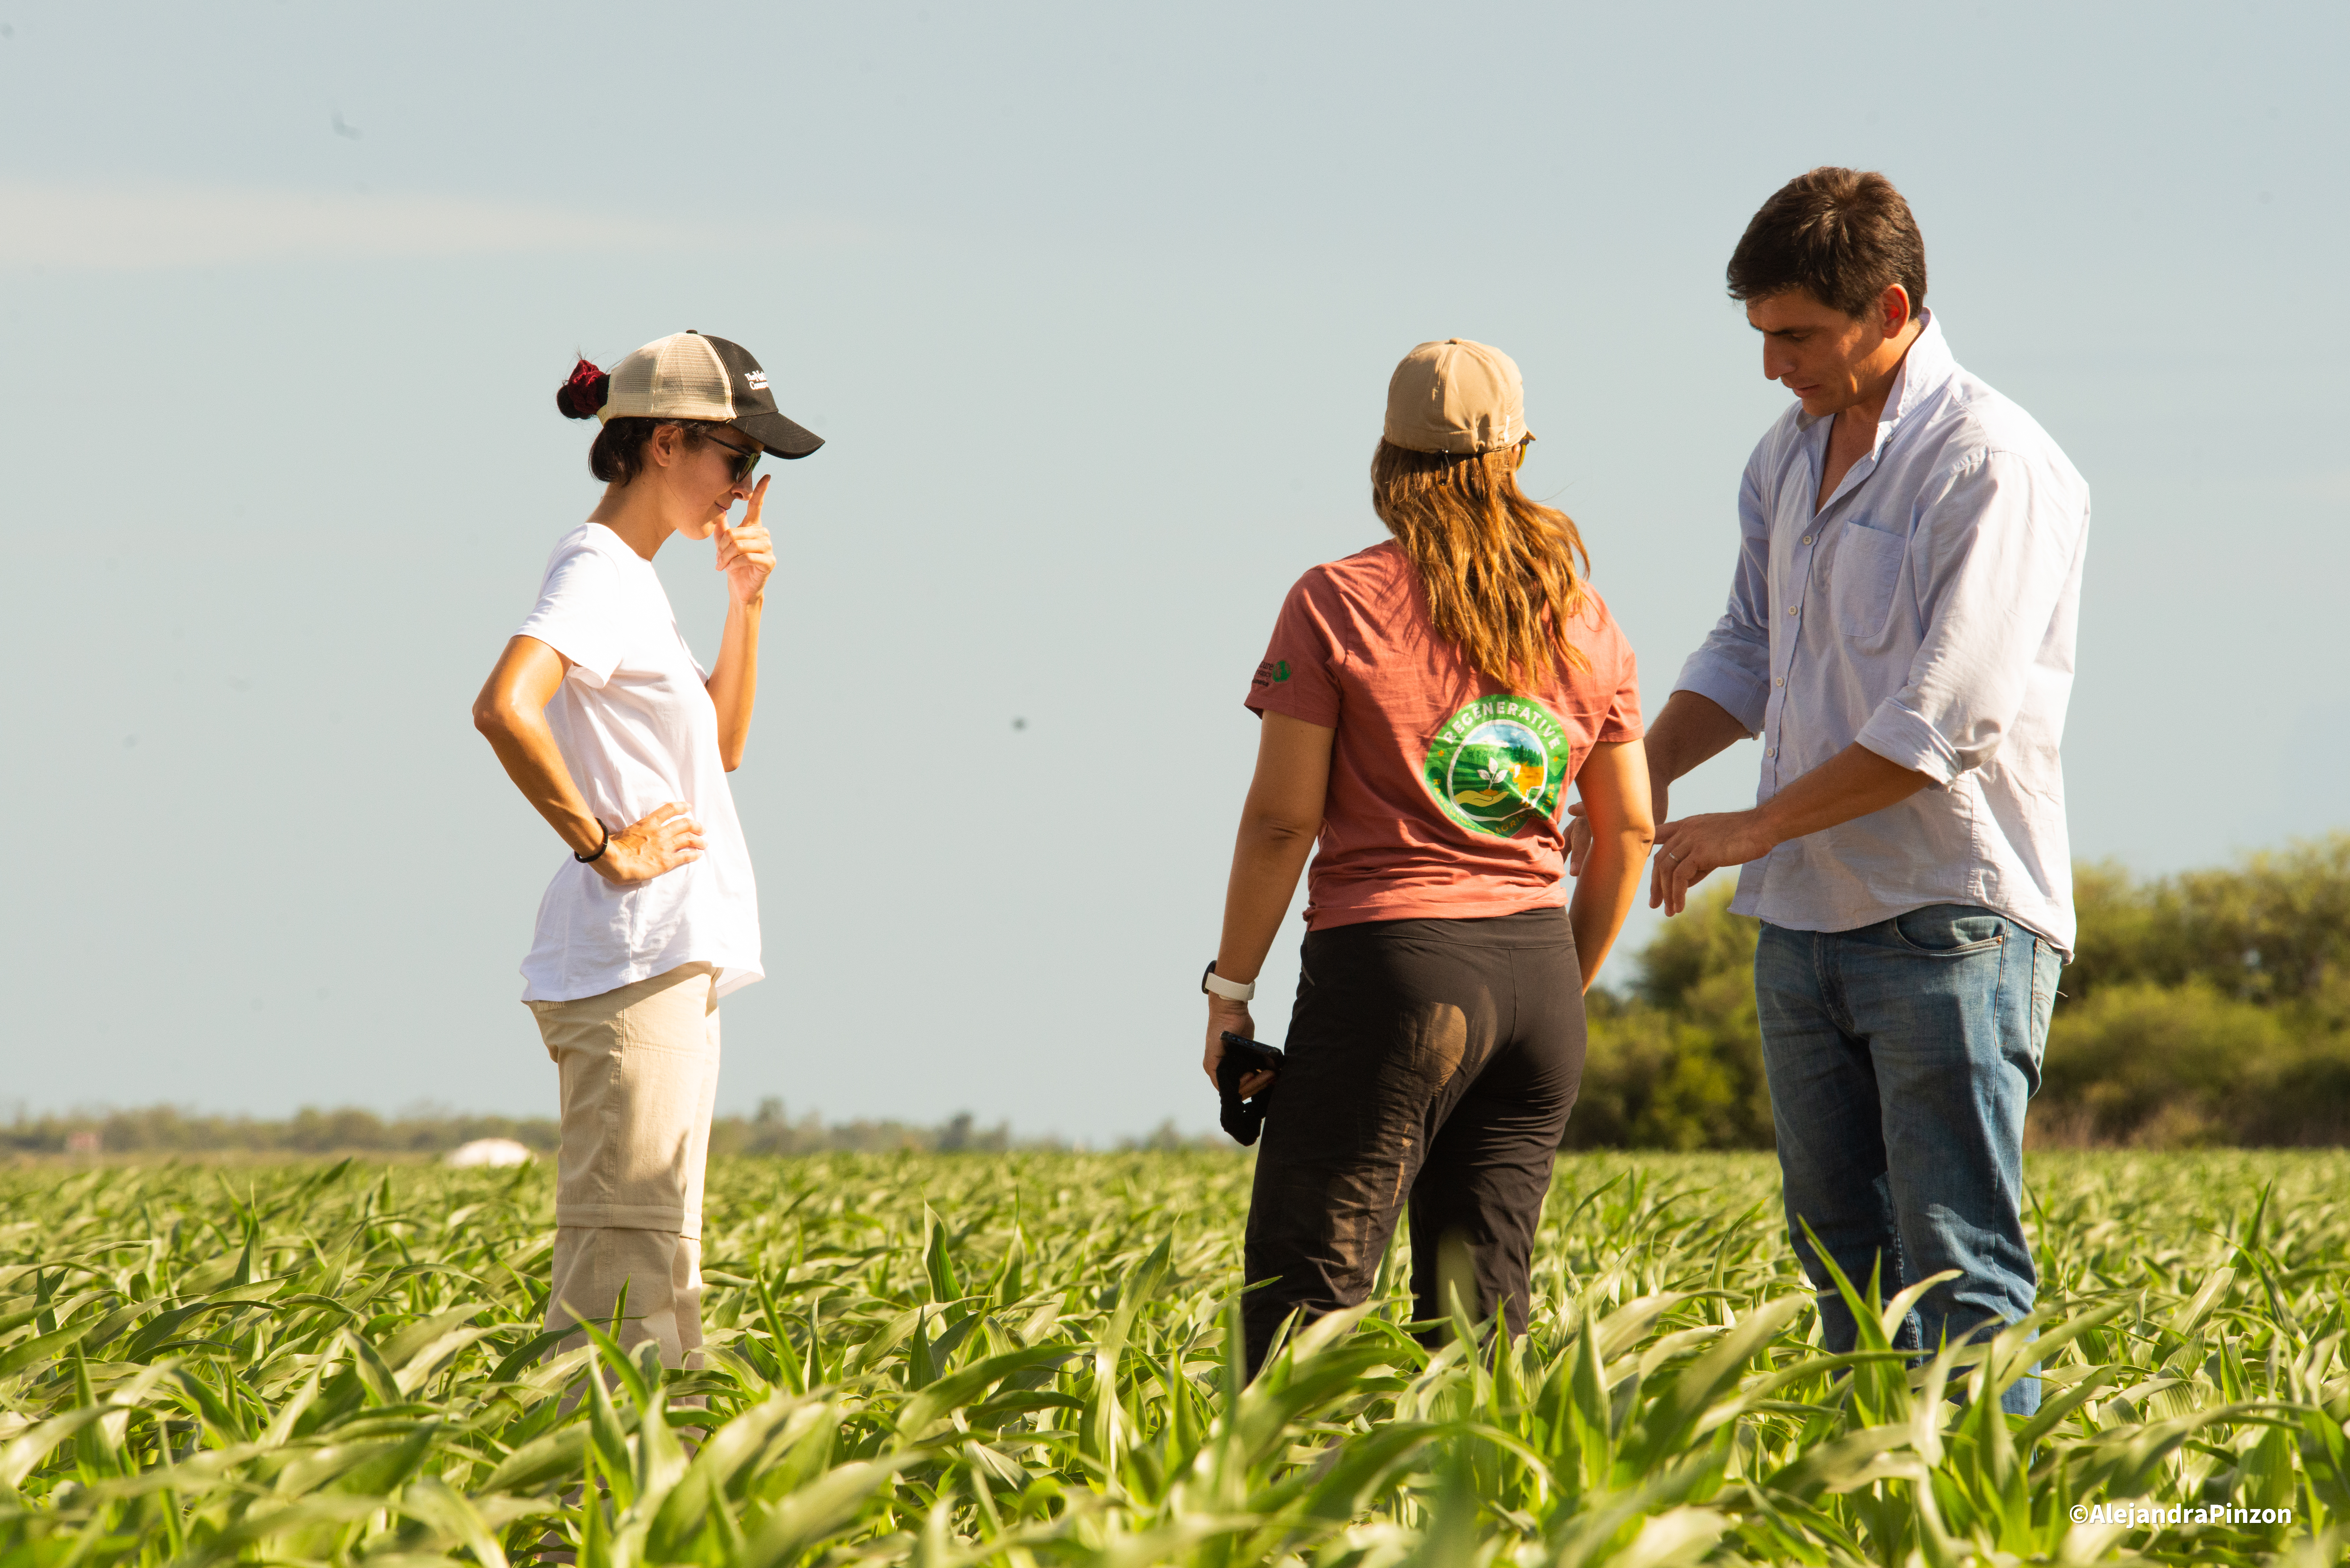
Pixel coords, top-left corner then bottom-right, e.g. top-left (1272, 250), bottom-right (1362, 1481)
top-left (1673, 313), bottom-right (2092, 953)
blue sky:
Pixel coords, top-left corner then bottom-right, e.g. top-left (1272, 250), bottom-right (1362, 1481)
top-left (3, 1), bottom-right (2343, 1140)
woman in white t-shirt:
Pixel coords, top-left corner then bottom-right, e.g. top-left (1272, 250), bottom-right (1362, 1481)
top-left (471, 330), bottom-right (821, 1369)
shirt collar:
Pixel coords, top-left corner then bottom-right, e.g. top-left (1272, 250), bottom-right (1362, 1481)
top-left (1886, 308), bottom-right (1954, 426)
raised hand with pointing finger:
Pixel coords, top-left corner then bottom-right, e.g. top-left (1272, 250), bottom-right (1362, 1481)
top-left (714, 474), bottom-right (776, 607)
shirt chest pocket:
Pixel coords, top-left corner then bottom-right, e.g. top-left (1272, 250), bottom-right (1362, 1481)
top-left (1825, 521), bottom-right (1908, 637)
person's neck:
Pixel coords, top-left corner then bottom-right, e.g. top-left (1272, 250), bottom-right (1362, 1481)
top-left (586, 485), bottom-right (679, 563)
top-left (1837, 317), bottom-right (1926, 435)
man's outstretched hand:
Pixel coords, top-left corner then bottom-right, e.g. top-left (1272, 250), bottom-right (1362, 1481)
top-left (1572, 787), bottom-right (1771, 914)
top-left (1636, 743), bottom-right (1936, 914)
top-left (1649, 810), bottom-right (1777, 915)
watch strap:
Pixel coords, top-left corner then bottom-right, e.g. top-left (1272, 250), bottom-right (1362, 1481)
top-left (1201, 961), bottom-right (1256, 1003)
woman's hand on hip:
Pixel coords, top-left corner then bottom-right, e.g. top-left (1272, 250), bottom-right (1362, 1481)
top-left (716, 476), bottom-right (775, 608)
top-left (592, 802), bottom-right (705, 885)
top-left (1203, 999), bottom-right (1275, 1098)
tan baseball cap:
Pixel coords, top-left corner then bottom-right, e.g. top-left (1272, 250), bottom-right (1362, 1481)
top-left (599, 330), bottom-right (822, 458)
top-left (1383, 338), bottom-right (1527, 454)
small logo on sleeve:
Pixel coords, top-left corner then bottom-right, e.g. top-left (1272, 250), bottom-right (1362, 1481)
top-left (1252, 659), bottom-right (1292, 689)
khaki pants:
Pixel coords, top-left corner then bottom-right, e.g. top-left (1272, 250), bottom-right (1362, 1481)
top-left (528, 962), bottom-right (721, 1368)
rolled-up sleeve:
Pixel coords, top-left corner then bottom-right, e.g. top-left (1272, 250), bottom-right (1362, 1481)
top-left (1672, 450), bottom-right (1774, 733)
top-left (1855, 451), bottom-right (2080, 783)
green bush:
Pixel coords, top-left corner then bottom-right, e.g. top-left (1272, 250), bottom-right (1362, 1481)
top-left (2038, 979), bottom-right (2293, 1146)
top-left (2038, 973), bottom-right (2350, 1147)
top-left (1571, 885), bottom-right (1773, 1150)
top-left (2038, 833), bottom-right (2350, 1146)
top-left (1573, 833), bottom-right (2350, 1151)
top-left (2066, 832), bottom-right (2350, 1004)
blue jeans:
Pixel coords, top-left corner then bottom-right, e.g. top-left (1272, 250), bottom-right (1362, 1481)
top-left (1754, 905), bottom-right (2060, 1416)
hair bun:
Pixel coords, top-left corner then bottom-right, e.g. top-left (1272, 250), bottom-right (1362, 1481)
top-left (554, 356), bottom-right (610, 420)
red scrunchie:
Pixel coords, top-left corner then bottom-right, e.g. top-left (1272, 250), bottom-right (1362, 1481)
top-left (555, 356), bottom-right (610, 419)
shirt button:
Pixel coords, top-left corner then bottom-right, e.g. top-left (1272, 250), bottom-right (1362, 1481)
top-left (1787, 606), bottom-right (1798, 616)
top-left (1767, 748), bottom-right (1777, 758)
top-left (1802, 535), bottom-right (1812, 545)
top-left (1775, 678), bottom-right (1785, 687)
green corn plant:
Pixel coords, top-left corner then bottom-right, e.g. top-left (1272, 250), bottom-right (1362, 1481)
top-left (1, 1150), bottom-right (2346, 1564)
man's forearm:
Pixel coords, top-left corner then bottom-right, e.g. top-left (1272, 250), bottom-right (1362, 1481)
top-left (1755, 743), bottom-right (1933, 844)
top-left (1649, 741), bottom-right (1939, 915)
top-left (1643, 691), bottom-right (1753, 786)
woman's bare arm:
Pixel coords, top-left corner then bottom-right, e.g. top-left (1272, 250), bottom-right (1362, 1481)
top-left (704, 477), bottom-right (775, 770)
top-left (1202, 711), bottom-right (1335, 1091)
top-left (471, 635), bottom-right (705, 884)
top-left (704, 599), bottom-right (763, 771)
top-left (1567, 739), bottom-right (1658, 989)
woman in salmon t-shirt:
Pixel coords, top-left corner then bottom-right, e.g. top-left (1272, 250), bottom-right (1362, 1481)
top-left (1202, 339), bottom-right (1655, 1373)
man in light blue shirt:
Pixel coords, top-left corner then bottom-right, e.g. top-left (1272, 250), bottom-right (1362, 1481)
top-left (1631, 168), bottom-right (2090, 1415)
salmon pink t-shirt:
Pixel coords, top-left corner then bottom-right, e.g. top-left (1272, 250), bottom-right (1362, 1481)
top-left (1246, 541), bottom-right (1642, 930)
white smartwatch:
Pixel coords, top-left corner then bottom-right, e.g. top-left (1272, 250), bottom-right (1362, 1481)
top-left (1200, 961), bottom-right (1256, 1003)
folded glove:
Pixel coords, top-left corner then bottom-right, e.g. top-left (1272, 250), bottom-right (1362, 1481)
top-left (1216, 1031), bottom-right (1285, 1147)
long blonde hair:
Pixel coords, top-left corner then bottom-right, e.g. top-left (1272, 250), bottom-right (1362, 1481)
top-left (1370, 439), bottom-right (1592, 685)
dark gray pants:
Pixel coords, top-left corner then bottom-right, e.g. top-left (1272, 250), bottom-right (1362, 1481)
top-left (1241, 907), bottom-right (1585, 1373)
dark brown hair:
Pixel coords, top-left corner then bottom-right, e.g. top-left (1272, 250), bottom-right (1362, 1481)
top-left (1370, 440), bottom-right (1590, 686)
top-left (1726, 167), bottom-right (1927, 320)
top-left (552, 360), bottom-right (718, 487)
top-left (579, 418), bottom-right (715, 487)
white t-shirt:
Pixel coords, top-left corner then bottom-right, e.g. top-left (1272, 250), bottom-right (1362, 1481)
top-left (511, 523), bottom-right (762, 1002)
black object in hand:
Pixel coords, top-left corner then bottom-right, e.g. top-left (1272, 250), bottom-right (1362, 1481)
top-left (1216, 1030), bottom-right (1285, 1147)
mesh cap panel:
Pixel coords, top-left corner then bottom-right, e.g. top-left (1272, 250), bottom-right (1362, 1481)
top-left (600, 332), bottom-right (737, 422)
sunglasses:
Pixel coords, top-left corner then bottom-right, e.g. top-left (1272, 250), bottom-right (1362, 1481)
top-left (699, 429), bottom-right (763, 484)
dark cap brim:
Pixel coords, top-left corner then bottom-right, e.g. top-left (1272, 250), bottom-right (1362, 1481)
top-left (734, 410), bottom-right (824, 459)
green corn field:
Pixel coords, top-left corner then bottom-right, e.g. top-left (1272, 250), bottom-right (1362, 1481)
top-left (3, 1150), bottom-right (2347, 1566)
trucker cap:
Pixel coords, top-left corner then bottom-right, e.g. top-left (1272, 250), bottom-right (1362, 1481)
top-left (1383, 338), bottom-right (1526, 455)
top-left (599, 330), bottom-right (823, 459)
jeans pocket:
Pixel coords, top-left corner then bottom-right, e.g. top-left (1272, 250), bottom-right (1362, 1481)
top-left (1888, 904), bottom-right (2007, 957)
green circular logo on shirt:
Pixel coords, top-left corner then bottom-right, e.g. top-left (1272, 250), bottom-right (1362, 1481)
top-left (1422, 696), bottom-right (1572, 838)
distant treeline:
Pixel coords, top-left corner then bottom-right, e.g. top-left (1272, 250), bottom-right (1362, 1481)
top-left (717, 1107), bottom-right (1218, 1156)
top-left (0, 1098), bottom-right (1209, 1160)
top-left (0, 1106), bottom-right (561, 1160)
top-left (1569, 832), bottom-right (2350, 1151)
